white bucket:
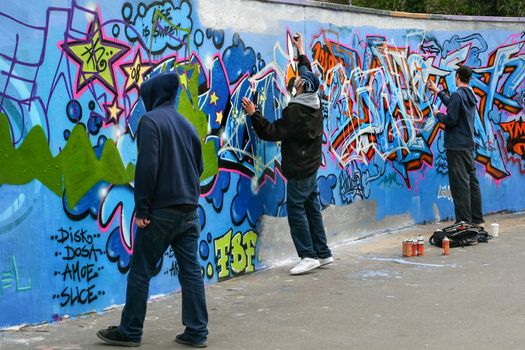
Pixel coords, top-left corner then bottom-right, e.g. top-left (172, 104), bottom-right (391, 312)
top-left (490, 223), bottom-right (499, 238)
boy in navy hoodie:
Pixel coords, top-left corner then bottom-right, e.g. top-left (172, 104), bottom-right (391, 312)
top-left (427, 66), bottom-right (484, 227)
top-left (97, 72), bottom-right (208, 348)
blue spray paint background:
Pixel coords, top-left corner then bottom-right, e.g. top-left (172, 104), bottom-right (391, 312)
top-left (0, 0), bottom-right (524, 327)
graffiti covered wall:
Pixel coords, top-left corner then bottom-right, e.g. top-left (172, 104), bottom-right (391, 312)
top-left (0, 0), bottom-right (524, 327)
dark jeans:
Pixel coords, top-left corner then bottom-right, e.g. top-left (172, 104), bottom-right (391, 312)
top-left (119, 207), bottom-right (208, 343)
top-left (287, 172), bottom-right (332, 259)
top-left (447, 150), bottom-right (484, 225)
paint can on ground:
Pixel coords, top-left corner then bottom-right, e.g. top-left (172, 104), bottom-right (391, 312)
top-left (490, 223), bottom-right (499, 237)
top-left (417, 236), bottom-right (425, 256)
top-left (442, 236), bottom-right (450, 256)
top-left (411, 240), bottom-right (418, 256)
top-left (402, 240), bottom-right (412, 257)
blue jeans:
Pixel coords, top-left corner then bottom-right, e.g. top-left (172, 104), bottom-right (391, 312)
top-left (119, 207), bottom-right (208, 343)
top-left (287, 172), bottom-right (332, 259)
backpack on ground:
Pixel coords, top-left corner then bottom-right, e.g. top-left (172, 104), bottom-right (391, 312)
top-left (429, 222), bottom-right (487, 248)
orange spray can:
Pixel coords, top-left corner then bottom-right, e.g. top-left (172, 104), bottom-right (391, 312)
top-left (402, 240), bottom-right (412, 257)
top-left (442, 236), bottom-right (450, 256)
top-left (411, 239), bottom-right (418, 256)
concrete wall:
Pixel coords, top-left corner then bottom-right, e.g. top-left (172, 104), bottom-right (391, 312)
top-left (0, 0), bottom-right (524, 327)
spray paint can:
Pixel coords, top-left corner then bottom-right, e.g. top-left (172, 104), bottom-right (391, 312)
top-left (411, 239), bottom-right (418, 256)
top-left (402, 240), bottom-right (412, 257)
top-left (442, 236), bottom-right (450, 256)
top-left (417, 235), bottom-right (425, 256)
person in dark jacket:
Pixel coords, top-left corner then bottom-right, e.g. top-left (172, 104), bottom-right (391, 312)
top-left (427, 66), bottom-right (484, 227)
top-left (242, 33), bottom-right (332, 275)
top-left (97, 72), bottom-right (209, 348)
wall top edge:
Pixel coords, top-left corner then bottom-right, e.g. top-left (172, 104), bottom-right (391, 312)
top-left (255, 0), bottom-right (525, 24)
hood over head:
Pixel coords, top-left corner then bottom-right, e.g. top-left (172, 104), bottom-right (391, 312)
top-left (289, 92), bottom-right (320, 110)
top-left (140, 72), bottom-right (180, 112)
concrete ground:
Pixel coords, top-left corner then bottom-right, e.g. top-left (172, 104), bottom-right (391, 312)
top-left (1, 212), bottom-right (525, 350)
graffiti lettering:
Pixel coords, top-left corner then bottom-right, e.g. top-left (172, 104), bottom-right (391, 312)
top-left (501, 117), bottom-right (525, 160)
top-left (80, 37), bottom-right (109, 72)
top-left (58, 261), bottom-right (98, 283)
top-left (51, 227), bottom-right (104, 307)
top-left (57, 227), bottom-right (94, 245)
top-left (339, 166), bottom-right (370, 203)
top-left (63, 245), bottom-right (103, 262)
top-left (214, 229), bottom-right (257, 279)
top-left (130, 63), bottom-right (142, 82)
top-left (57, 285), bottom-right (98, 307)
top-left (122, 0), bottom-right (193, 55)
top-left (437, 185), bottom-right (453, 201)
top-left (0, 257), bottom-right (32, 298)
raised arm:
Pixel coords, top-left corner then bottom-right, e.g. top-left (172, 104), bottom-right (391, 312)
top-left (427, 79), bottom-right (451, 105)
top-left (435, 94), bottom-right (462, 127)
top-left (241, 97), bottom-right (295, 142)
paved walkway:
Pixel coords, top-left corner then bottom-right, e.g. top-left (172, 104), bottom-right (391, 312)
top-left (1, 212), bottom-right (525, 350)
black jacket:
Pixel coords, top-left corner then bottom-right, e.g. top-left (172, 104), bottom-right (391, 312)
top-left (134, 72), bottom-right (203, 219)
top-left (250, 55), bottom-right (323, 179)
top-left (436, 87), bottom-right (478, 151)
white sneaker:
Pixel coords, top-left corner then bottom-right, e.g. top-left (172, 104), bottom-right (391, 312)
top-left (290, 258), bottom-right (320, 275)
top-left (474, 223), bottom-right (485, 231)
top-left (319, 256), bottom-right (334, 266)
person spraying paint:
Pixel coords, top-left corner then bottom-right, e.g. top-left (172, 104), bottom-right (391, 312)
top-left (241, 32), bottom-right (333, 275)
top-left (427, 66), bottom-right (484, 229)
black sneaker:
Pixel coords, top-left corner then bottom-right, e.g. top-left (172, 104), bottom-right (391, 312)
top-left (97, 326), bottom-right (140, 347)
top-left (175, 333), bottom-right (208, 348)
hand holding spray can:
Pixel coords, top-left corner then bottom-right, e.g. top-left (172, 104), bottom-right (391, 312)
top-left (442, 236), bottom-right (450, 256)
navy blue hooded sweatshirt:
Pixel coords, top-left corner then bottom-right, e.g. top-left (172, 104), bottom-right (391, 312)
top-left (436, 86), bottom-right (478, 151)
top-left (134, 72), bottom-right (203, 219)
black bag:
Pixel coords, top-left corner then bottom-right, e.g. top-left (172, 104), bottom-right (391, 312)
top-left (429, 222), bottom-right (481, 248)
top-left (477, 229), bottom-right (491, 243)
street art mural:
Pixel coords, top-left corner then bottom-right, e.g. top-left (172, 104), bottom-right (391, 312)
top-left (0, 0), bottom-right (524, 327)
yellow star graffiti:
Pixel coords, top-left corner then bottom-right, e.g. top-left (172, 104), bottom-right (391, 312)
top-left (215, 111), bottom-right (224, 124)
top-left (105, 99), bottom-right (123, 124)
top-left (121, 51), bottom-right (152, 92)
top-left (62, 18), bottom-right (129, 94)
top-left (210, 91), bottom-right (219, 105)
